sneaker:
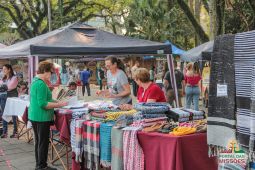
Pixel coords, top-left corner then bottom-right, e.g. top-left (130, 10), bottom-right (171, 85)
top-left (1, 133), bottom-right (7, 138)
top-left (10, 133), bottom-right (18, 138)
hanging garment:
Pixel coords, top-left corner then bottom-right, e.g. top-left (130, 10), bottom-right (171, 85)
top-left (235, 30), bottom-right (255, 159)
top-left (207, 34), bottom-right (236, 156)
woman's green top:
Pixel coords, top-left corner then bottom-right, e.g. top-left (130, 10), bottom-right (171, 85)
top-left (28, 77), bottom-right (54, 122)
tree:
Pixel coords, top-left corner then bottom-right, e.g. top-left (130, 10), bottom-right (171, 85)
top-left (0, 0), bottom-right (130, 39)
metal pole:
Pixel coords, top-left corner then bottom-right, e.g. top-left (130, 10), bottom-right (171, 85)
top-left (48, 0), bottom-right (52, 31)
top-left (167, 54), bottom-right (179, 107)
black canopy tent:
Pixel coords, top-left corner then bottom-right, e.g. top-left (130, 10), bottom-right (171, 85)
top-left (0, 22), bottom-right (180, 107)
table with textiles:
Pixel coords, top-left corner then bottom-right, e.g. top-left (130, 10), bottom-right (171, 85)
top-left (138, 132), bottom-right (218, 170)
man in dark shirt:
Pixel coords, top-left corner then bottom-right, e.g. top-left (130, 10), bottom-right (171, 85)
top-left (80, 68), bottom-right (91, 96)
top-left (163, 61), bottom-right (185, 107)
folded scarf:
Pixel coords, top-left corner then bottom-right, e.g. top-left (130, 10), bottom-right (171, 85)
top-left (171, 127), bottom-right (197, 136)
top-left (134, 102), bottom-right (170, 114)
top-left (111, 127), bottom-right (124, 170)
top-left (105, 109), bottom-right (137, 121)
top-left (207, 34), bottom-right (236, 156)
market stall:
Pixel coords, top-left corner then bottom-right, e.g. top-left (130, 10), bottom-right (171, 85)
top-left (0, 22), bottom-right (217, 170)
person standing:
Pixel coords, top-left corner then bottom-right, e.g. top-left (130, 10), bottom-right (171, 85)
top-left (97, 56), bottom-right (131, 105)
top-left (184, 63), bottom-right (201, 111)
top-left (163, 61), bottom-right (185, 107)
top-left (97, 66), bottom-right (105, 90)
top-left (0, 64), bottom-right (19, 138)
top-left (29, 61), bottom-right (67, 170)
top-left (149, 65), bottom-right (156, 82)
top-left (80, 68), bottom-right (91, 96)
top-left (131, 60), bottom-right (140, 97)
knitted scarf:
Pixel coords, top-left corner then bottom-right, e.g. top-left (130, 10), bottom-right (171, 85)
top-left (207, 34), bottom-right (236, 156)
top-left (111, 127), bottom-right (124, 170)
top-left (235, 30), bottom-right (255, 159)
top-left (123, 129), bottom-right (144, 170)
top-left (100, 122), bottom-right (114, 168)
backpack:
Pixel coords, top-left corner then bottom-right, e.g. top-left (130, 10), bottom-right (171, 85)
top-left (99, 69), bottom-right (105, 79)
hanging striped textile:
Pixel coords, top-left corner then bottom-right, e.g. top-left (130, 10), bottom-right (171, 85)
top-left (207, 34), bottom-right (236, 155)
top-left (235, 30), bottom-right (255, 158)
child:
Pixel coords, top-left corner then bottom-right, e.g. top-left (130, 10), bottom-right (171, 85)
top-left (18, 81), bottom-right (28, 96)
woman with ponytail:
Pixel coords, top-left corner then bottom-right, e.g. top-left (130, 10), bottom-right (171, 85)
top-left (96, 56), bottom-right (132, 105)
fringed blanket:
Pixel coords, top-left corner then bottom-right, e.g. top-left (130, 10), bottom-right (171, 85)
top-left (235, 30), bottom-right (255, 158)
top-left (123, 129), bottom-right (144, 170)
top-left (111, 127), bottom-right (124, 170)
top-left (74, 119), bottom-right (85, 162)
top-left (83, 121), bottom-right (100, 170)
top-left (100, 122), bottom-right (114, 168)
top-left (207, 34), bottom-right (236, 155)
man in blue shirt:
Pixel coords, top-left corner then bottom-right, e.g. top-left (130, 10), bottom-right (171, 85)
top-left (80, 68), bottom-right (91, 96)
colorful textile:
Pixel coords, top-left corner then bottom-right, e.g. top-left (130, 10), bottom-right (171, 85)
top-left (134, 102), bottom-right (170, 114)
top-left (74, 119), bottom-right (85, 162)
top-left (83, 121), bottom-right (100, 170)
top-left (123, 130), bottom-right (144, 170)
top-left (100, 122), bottom-right (114, 167)
top-left (90, 111), bottom-right (107, 118)
top-left (235, 30), bottom-right (255, 158)
top-left (105, 109), bottom-right (137, 121)
top-left (207, 34), bottom-right (236, 155)
top-left (171, 127), bottom-right (197, 136)
top-left (111, 127), bottom-right (124, 170)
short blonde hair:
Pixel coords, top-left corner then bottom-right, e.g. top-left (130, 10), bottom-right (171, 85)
top-left (133, 68), bottom-right (150, 83)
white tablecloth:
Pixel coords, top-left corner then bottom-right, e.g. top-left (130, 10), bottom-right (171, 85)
top-left (2, 97), bottom-right (30, 122)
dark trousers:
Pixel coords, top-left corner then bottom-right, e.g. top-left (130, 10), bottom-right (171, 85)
top-left (3, 116), bottom-right (17, 134)
top-left (31, 121), bottom-right (51, 169)
top-left (82, 83), bottom-right (91, 96)
top-left (132, 79), bottom-right (138, 97)
top-left (99, 80), bottom-right (103, 90)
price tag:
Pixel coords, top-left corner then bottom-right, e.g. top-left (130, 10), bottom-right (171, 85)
top-left (217, 84), bottom-right (228, 97)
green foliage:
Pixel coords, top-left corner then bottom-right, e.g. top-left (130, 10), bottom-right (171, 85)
top-left (123, 0), bottom-right (195, 49)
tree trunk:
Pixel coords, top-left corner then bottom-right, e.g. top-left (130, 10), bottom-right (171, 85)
top-left (215, 0), bottom-right (225, 35)
top-left (177, 0), bottom-right (209, 42)
top-left (248, 0), bottom-right (255, 29)
top-left (195, 0), bottom-right (201, 45)
top-left (209, 0), bottom-right (216, 39)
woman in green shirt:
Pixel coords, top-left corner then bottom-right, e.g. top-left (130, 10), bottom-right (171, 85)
top-left (29, 61), bottom-right (67, 170)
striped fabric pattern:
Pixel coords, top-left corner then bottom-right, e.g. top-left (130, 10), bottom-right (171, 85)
top-left (83, 121), bottom-right (100, 170)
top-left (207, 34), bottom-right (236, 152)
top-left (235, 30), bottom-right (255, 156)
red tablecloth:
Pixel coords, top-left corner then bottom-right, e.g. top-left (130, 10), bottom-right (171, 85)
top-left (138, 132), bottom-right (218, 170)
top-left (54, 112), bottom-right (72, 144)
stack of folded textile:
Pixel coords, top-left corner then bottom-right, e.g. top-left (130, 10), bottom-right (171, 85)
top-left (134, 102), bottom-right (170, 114)
top-left (105, 109), bottom-right (138, 121)
top-left (167, 108), bottom-right (205, 122)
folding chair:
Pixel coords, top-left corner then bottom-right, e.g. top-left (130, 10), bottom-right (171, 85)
top-left (17, 107), bottom-right (33, 143)
top-left (49, 128), bottom-right (72, 170)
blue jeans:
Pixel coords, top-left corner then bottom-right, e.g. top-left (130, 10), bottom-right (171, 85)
top-left (185, 86), bottom-right (200, 111)
top-left (3, 116), bottom-right (17, 134)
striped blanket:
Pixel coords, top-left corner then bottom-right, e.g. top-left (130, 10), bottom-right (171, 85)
top-left (235, 30), bottom-right (255, 158)
top-left (134, 102), bottom-right (170, 114)
top-left (74, 119), bottom-right (85, 162)
top-left (83, 121), bottom-right (100, 170)
top-left (207, 34), bottom-right (236, 155)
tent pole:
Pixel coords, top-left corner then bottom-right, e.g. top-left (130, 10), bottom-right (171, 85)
top-left (28, 55), bottom-right (39, 85)
top-left (167, 54), bottom-right (179, 107)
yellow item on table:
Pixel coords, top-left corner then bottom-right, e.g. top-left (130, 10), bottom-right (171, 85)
top-left (171, 127), bottom-right (197, 136)
top-left (105, 109), bottom-right (137, 121)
